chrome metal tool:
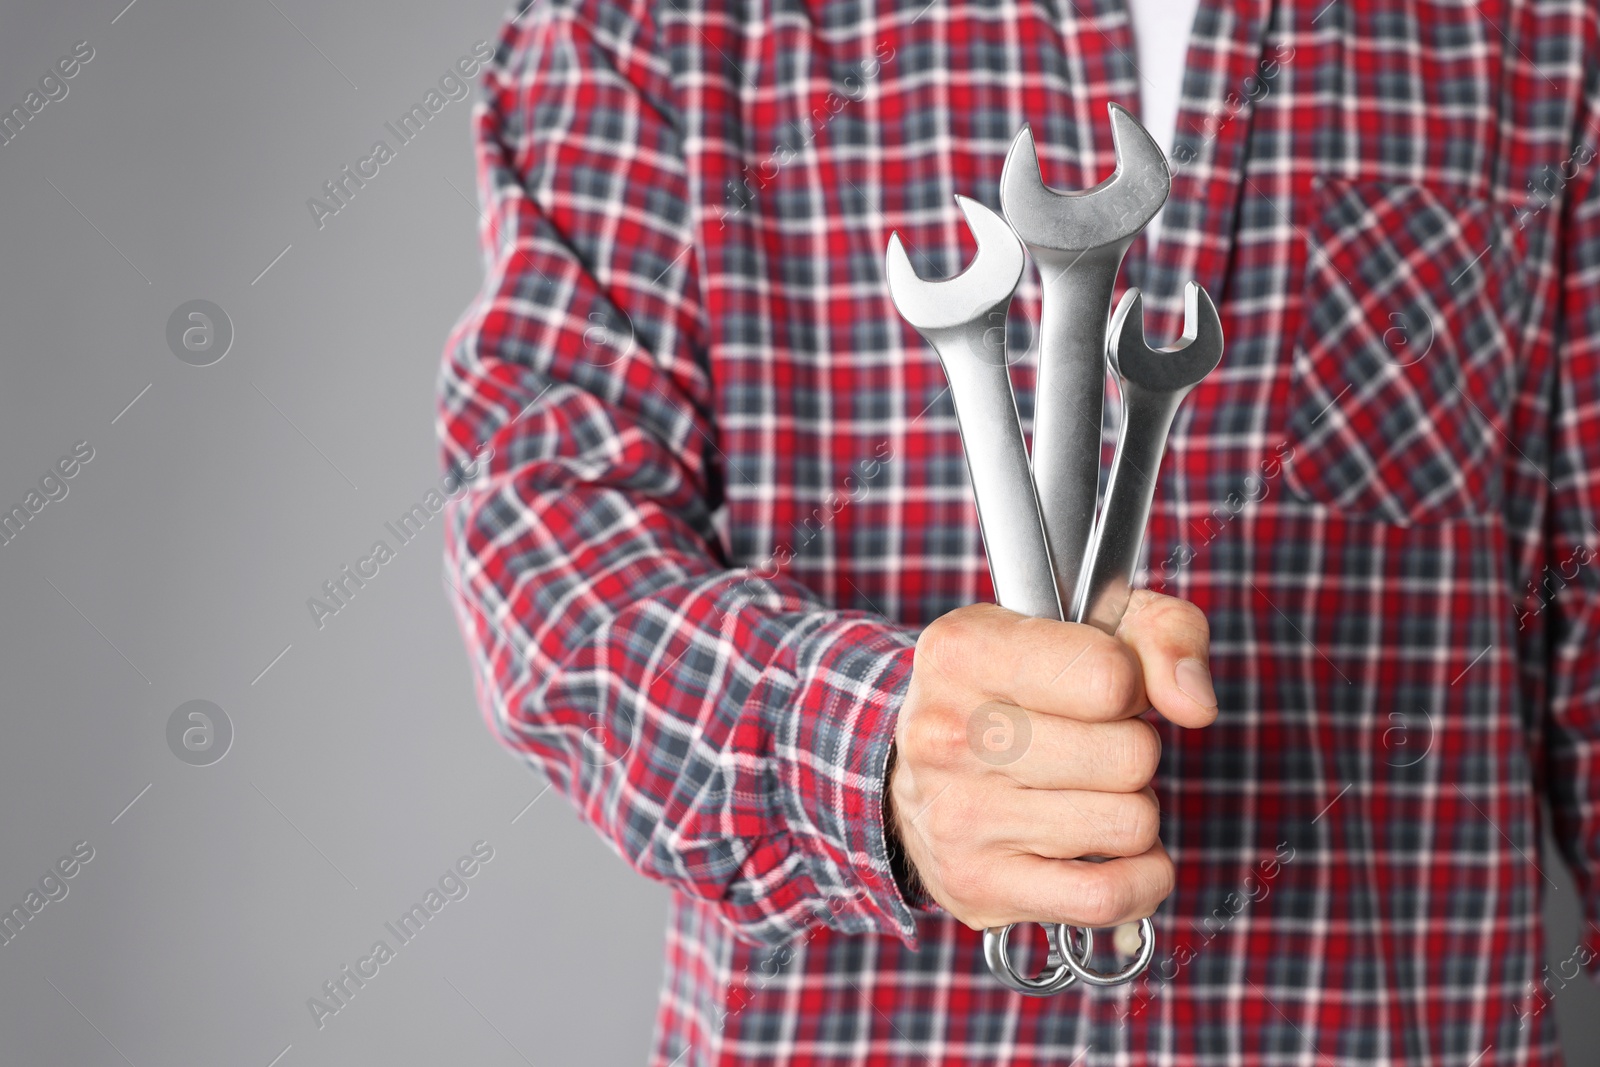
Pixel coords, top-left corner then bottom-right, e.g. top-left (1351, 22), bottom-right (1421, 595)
top-left (1073, 285), bottom-right (1225, 635)
top-left (888, 196), bottom-right (1083, 995)
top-left (885, 196), bottom-right (1061, 624)
top-left (885, 106), bottom-right (1222, 996)
top-left (999, 103), bottom-right (1170, 609)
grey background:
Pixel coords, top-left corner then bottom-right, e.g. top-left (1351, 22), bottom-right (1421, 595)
top-left (0, 1), bottom-right (1594, 1064)
top-left (0, 2), bottom-right (667, 1064)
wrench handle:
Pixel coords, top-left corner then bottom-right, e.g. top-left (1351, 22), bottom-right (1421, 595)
top-left (1072, 385), bottom-right (1184, 634)
top-left (927, 326), bottom-right (1062, 622)
top-left (923, 323), bottom-right (1086, 994)
top-left (1030, 252), bottom-right (1124, 609)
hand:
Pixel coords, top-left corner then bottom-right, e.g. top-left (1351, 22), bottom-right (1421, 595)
top-left (888, 593), bottom-right (1217, 931)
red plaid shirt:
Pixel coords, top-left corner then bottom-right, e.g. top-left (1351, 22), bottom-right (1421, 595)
top-left (438, 0), bottom-right (1600, 1061)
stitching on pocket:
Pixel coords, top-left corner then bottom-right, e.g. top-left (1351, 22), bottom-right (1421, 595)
top-left (1282, 178), bottom-right (1528, 525)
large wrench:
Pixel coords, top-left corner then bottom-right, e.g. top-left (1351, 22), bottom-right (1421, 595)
top-left (886, 196), bottom-right (1086, 995)
top-left (987, 102), bottom-right (1171, 993)
top-left (999, 103), bottom-right (1170, 608)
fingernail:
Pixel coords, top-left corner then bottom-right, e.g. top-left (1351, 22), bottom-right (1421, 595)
top-left (1176, 658), bottom-right (1217, 710)
top-left (1113, 921), bottom-right (1144, 958)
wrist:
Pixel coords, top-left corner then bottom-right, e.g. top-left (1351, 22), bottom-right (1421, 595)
top-left (882, 741), bottom-right (936, 910)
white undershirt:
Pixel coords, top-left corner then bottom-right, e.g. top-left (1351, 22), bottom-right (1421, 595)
top-left (1126, 0), bottom-right (1200, 247)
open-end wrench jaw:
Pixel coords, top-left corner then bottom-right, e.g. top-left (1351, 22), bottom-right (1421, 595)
top-left (1107, 282), bottom-right (1225, 391)
top-left (999, 103), bottom-right (1171, 258)
top-left (885, 195), bottom-right (1025, 334)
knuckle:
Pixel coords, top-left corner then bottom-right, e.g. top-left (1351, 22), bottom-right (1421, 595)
top-left (949, 894), bottom-right (1004, 930)
top-left (1126, 853), bottom-right (1177, 916)
top-left (1113, 794), bottom-right (1161, 854)
top-left (939, 855), bottom-right (987, 902)
top-left (916, 606), bottom-right (986, 681)
top-left (914, 616), bottom-right (957, 677)
top-left (1150, 854), bottom-right (1177, 904)
top-left (1071, 870), bottom-right (1131, 928)
top-left (1078, 640), bottom-right (1141, 717)
top-left (1112, 721), bottom-right (1162, 791)
top-left (1155, 596), bottom-right (1211, 646)
top-left (920, 785), bottom-right (977, 847)
top-left (901, 709), bottom-right (966, 769)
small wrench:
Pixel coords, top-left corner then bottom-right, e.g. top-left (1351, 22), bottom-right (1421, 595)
top-left (1071, 284), bottom-right (1224, 635)
top-left (1000, 104), bottom-right (1171, 609)
top-left (1051, 282), bottom-right (1223, 988)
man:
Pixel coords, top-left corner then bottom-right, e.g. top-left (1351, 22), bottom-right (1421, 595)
top-left (437, 0), bottom-right (1600, 1061)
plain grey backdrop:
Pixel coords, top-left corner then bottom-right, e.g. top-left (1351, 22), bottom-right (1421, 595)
top-left (1, 1), bottom-right (1596, 1064)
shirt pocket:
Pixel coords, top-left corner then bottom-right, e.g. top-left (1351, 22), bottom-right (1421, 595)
top-left (1281, 177), bottom-right (1529, 525)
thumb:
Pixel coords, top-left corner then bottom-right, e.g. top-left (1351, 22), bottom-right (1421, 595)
top-left (1115, 590), bottom-right (1217, 729)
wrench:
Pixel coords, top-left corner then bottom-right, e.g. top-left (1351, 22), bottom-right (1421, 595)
top-left (885, 195), bottom-right (1062, 624)
top-left (1071, 284), bottom-right (1224, 636)
top-left (1050, 282), bottom-right (1222, 988)
top-left (886, 195), bottom-right (1086, 995)
top-left (999, 103), bottom-right (1170, 609)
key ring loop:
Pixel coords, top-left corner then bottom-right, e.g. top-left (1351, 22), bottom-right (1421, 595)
top-left (982, 923), bottom-right (1094, 997)
top-left (1054, 917), bottom-right (1156, 986)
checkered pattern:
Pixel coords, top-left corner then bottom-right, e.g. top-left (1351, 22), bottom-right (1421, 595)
top-left (437, 0), bottom-right (1600, 1061)
top-left (1284, 178), bottom-right (1528, 523)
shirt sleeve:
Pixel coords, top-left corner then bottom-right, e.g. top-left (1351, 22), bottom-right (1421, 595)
top-left (436, 0), bottom-right (921, 946)
top-left (1538, 47), bottom-right (1600, 969)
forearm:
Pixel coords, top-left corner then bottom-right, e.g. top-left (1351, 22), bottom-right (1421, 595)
top-left (442, 406), bottom-right (921, 942)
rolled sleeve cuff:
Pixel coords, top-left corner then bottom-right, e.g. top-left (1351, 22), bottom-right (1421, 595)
top-left (760, 612), bottom-right (923, 947)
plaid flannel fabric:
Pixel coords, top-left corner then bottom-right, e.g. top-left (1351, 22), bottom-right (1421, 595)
top-left (437, 0), bottom-right (1600, 1061)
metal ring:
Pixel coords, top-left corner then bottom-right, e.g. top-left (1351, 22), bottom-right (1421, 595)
top-left (1055, 917), bottom-right (1156, 987)
top-left (982, 923), bottom-right (1094, 997)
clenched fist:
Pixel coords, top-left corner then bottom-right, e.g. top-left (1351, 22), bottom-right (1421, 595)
top-left (888, 593), bottom-right (1217, 931)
